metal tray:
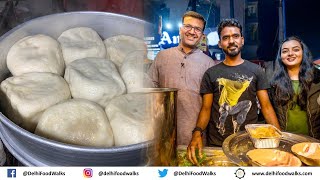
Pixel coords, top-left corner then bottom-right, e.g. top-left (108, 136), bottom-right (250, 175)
top-left (222, 131), bottom-right (320, 166)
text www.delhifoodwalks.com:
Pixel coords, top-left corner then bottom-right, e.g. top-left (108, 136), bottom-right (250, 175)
top-left (252, 171), bottom-right (312, 176)
top-left (173, 171), bottom-right (216, 176)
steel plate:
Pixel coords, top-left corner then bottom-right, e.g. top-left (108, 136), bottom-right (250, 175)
top-left (222, 131), bottom-right (320, 166)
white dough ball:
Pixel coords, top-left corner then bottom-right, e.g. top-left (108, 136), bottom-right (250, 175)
top-left (6, 34), bottom-right (65, 76)
top-left (0, 72), bottom-right (71, 132)
top-left (105, 93), bottom-right (154, 146)
top-left (120, 51), bottom-right (153, 92)
top-left (104, 35), bottom-right (146, 68)
top-left (35, 99), bottom-right (114, 147)
top-left (58, 27), bottom-right (106, 65)
top-left (64, 57), bottom-right (126, 107)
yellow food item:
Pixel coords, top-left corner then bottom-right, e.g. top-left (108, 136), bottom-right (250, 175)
top-left (249, 126), bottom-right (280, 138)
top-left (211, 150), bottom-right (225, 156)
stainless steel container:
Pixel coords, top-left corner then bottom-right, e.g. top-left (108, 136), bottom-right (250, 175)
top-left (0, 12), bottom-right (178, 166)
top-left (140, 88), bottom-right (178, 166)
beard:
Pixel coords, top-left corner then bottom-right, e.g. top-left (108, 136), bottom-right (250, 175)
top-left (222, 45), bottom-right (242, 57)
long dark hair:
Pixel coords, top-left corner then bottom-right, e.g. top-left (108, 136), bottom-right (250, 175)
top-left (270, 36), bottom-right (314, 110)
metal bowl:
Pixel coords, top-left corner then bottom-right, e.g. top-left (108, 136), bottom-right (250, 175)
top-left (0, 11), bottom-right (162, 166)
top-left (0, 86), bottom-right (178, 166)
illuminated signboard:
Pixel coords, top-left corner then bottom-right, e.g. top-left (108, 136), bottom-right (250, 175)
top-left (158, 31), bottom-right (180, 46)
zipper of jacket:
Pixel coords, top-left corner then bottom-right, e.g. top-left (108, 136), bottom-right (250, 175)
top-left (285, 105), bottom-right (288, 131)
top-left (307, 100), bottom-right (315, 137)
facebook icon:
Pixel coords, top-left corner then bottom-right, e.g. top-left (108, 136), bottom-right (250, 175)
top-left (7, 169), bottom-right (16, 178)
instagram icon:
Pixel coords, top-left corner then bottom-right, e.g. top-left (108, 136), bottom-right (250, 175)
top-left (83, 168), bottom-right (93, 178)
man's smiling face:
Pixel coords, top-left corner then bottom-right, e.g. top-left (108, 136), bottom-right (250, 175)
top-left (179, 16), bottom-right (204, 50)
top-left (218, 26), bottom-right (244, 57)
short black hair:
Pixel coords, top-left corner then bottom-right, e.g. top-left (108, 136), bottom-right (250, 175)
top-left (217, 18), bottom-right (243, 38)
top-left (182, 11), bottom-right (206, 31)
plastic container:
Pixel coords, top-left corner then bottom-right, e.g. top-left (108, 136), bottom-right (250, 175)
top-left (245, 124), bottom-right (282, 149)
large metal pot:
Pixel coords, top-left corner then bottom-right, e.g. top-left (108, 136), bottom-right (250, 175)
top-left (0, 12), bottom-right (177, 166)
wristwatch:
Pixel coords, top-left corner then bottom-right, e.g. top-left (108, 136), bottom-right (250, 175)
top-left (192, 126), bottom-right (204, 136)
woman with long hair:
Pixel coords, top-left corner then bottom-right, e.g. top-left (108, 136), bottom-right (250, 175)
top-left (270, 36), bottom-right (320, 139)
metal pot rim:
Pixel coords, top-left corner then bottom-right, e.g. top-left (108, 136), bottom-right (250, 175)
top-left (131, 88), bottom-right (179, 93)
top-left (0, 113), bottom-right (152, 152)
top-left (0, 11), bottom-right (150, 42)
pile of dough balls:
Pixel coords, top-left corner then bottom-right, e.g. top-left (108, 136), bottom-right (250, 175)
top-left (0, 27), bottom-right (154, 148)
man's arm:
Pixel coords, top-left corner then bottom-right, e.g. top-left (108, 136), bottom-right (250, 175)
top-left (257, 89), bottom-right (281, 129)
top-left (187, 93), bottom-right (213, 165)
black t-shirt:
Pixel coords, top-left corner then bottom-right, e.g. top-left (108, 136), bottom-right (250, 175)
top-left (200, 60), bottom-right (269, 146)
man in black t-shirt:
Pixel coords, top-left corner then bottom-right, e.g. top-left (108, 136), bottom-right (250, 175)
top-left (187, 18), bottom-right (280, 165)
top-left (201, 60), bottom-right (269, 146)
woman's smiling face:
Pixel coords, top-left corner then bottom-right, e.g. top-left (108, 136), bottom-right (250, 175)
top-left (281, 39), bottom-right (303, 68)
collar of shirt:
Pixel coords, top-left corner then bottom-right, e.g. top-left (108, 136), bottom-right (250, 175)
top-left (177, 44), bottom-right (200, 55)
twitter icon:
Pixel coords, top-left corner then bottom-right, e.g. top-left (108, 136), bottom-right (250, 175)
top-left (158, 169), bottom-right (168, 178)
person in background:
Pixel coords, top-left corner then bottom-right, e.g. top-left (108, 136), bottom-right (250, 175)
top-left (269, 36), bottom-right (320, 139)
top-left (148, 11), bottom-right (216, 145)
top-left (187, 18), bottom-right (280, 165)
